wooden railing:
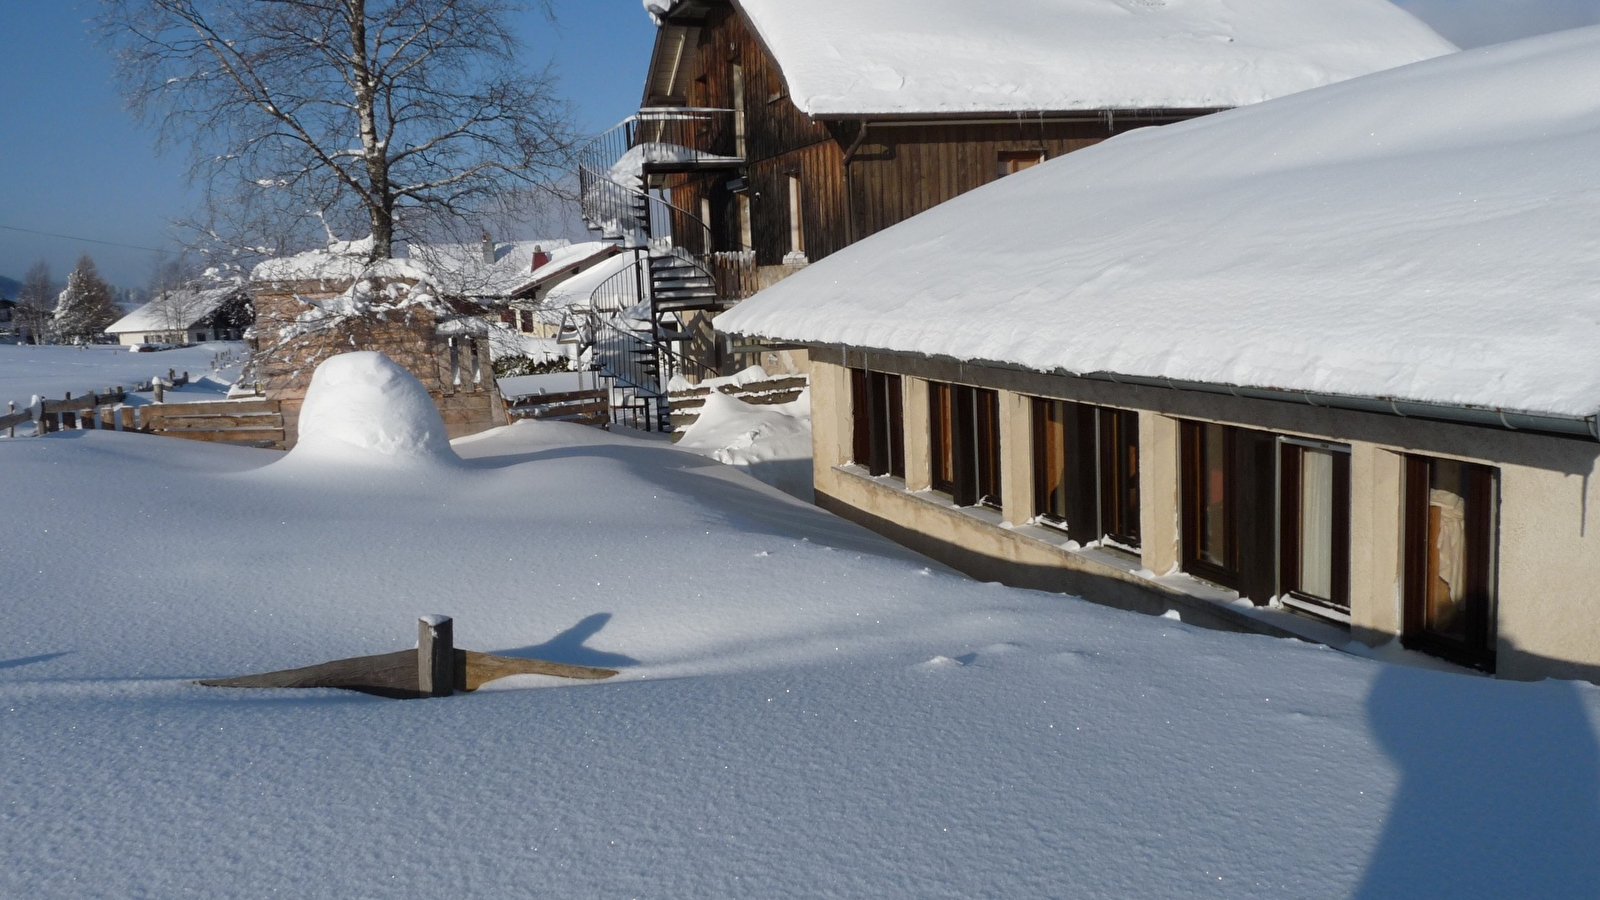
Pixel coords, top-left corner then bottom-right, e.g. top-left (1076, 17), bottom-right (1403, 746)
top-left (504, 388), bottom-right (609, 428)
top-left (0, 391), bottom-right (286, 448)
top-left (667, 375), bottom-right (808, 438)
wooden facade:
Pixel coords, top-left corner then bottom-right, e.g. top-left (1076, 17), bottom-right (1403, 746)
top-left (647, 1), bottom-right (1215, 281)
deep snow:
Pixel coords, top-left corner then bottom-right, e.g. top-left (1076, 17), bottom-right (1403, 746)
top-left (717, 26), bottom-right (1600, 419)
top-left (4, 411), bottom-right (1600, 896)
top-left (0, 341), bottom-right (245, 410)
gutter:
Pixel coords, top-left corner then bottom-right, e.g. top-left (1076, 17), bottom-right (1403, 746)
top-left (799, 342), bottom-right (1600, 442)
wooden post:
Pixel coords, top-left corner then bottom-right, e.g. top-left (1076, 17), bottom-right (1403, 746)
top-left (6, 401), bottom-right (13, 439)
top-left (153, 379), bottom-right (165, 404)
top-left (418, 615), bottom-right (454, 698)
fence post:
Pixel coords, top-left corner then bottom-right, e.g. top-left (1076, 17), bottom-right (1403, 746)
top-left (153, 379), bottom-right (165, 404)
top-left (417, 615), bottom-right (454, 698)
top-left (5, 401), bottom-right (12, 439)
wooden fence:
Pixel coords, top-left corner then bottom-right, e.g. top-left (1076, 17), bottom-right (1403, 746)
top-left (667, 375), bottom-right (808, 438)
top-left (504, 388), bottom-right (610, 427)
top-left (0, 391), bottom-right (286, 448)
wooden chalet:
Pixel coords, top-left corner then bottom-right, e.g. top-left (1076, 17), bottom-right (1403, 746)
top-left (573, 0), bottom-right (1453, 427)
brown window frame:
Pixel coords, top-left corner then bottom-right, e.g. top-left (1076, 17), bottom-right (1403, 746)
top-left (1277, 438), bottom-right (1352, 620)
top-left (1031, 398), bottom-right (1139, 549)
top-left (1179, 421), bottom-right (1278, 603)
top-left (850, 368), bottom-right (905, 479)
top-left (1402, 455), bottom-right (1498, 671)
top-left (930, 381), bottom-right (1001, 508)
top-left (997, 150), bottom-right (1045, 178)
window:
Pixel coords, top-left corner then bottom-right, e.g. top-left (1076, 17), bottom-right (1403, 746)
top-left (930, 382), bottom-right (1001, 508)
top-left (1403, 456), bottom-right (1498, 670)
top-left (997, 150), bottom-right (1045, 178)
top-left (850, 369), bottom-right (904, 478)
top-left (1279, 439), bottom-right (1352, 620)
top-left (787, 174), bottom-right (804, 256)
top-left (1032, 399), bottom-right (1140, 549)
top-left (1180, 421), bottom-right (1278, 601)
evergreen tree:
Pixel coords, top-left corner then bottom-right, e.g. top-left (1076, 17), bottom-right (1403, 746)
top-left (16, 261), bottom-right (55, 344)
top-left (53, 255), bottom-right (120, 343)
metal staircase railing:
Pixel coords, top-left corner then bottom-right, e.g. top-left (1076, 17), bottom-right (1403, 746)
top-left (572, 108), bottom-right (751, 429)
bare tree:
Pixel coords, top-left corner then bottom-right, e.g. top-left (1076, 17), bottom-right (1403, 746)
top-left (16, 261), bottom-right (56, 344)
top-left (100, 0), bottom-right (576, 261)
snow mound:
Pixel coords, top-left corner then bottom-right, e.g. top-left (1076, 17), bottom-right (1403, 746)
top-left (673, 388), bottom-right (812, 500)
top-left (286, 352), bottom-right (460, 465)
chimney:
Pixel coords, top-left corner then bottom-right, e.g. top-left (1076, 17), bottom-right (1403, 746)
top-left (480, 232), bottom-right (495, 265)
top-left (531, 244), bottom-right (550, 271)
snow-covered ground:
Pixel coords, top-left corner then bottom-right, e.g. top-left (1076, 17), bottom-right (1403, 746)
top-left (0, 341), bottom-right (246, 409)
top-left (4, 353), bottom-right (1599, 896)
top-left (673, 386), bottom-right (814, 500)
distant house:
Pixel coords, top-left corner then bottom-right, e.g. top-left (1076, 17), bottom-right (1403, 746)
top-left (717, 28), bottom-right (1600, 681)
top-left (0, 299), bottom-right (16, 339)
top-left (572, 0), bottom-right (1454, 425)
top-left (105, 283), bottom-right (252, 346)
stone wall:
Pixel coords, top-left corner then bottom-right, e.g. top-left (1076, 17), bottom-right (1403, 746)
top-left (246, 276), bottom-right (505, 447)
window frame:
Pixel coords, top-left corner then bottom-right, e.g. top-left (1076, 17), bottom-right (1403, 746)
top-left (930, 381), bottom-right (1001, 508)
top-left (1277, 437), bottom-right (1353, 621)
top-left (1031, 398), bottom-right (1140, 550)
top-left (1401, 455), bottom-right (1499, 671)
top-left (850, 368), bottom-right (905, 479)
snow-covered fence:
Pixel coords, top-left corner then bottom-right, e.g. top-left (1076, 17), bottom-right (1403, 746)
top-left (667, 375), bottom-right (808, 438)
top-left (504, 388), bottom-right (609, 427)
top-left (0, 391), bottom-right (286, 448)
top-left (0, 389), bottom-right (130, 436)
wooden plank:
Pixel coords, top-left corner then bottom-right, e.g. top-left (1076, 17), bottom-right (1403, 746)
top-left (524, 400), bottom-right (609, 418)
top-left (199, 648), bottom-right (617, 699)
top-left (145, 414), bottom-right (282, 429)
top-left (199, 649), bottom-right (423, 699)
top-left (504, 389), bottom-right (607, 406)
top-left (459, 651), bottom-right (618, 688)
top-left (0, 410), bottom-right (30, 432)
top-left (142, 399), bottom-right (277, 417)
top-left (153, 428), bottom-right (286, 443)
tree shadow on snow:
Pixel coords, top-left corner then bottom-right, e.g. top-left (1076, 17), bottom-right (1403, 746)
top-left (497, 612), bottom-right (638, 669)
top-left (1353, 663), bottom-right (1600, 898)
top-left (0, 652), bottom-right (69, 671)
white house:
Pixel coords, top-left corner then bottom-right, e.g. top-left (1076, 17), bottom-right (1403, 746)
top-left (717, 26), bottom-right (1600, 681)
top-left (106, 283), bottom-right (252, 347)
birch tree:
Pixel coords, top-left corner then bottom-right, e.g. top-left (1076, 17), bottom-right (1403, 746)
top-left (16, 262), bottom-right (56, 344)
top-left (100, 0), bottom-right (574, 261)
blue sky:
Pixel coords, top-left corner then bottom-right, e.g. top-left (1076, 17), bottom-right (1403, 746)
top-left (1, 0), bottom-right (1597, 288)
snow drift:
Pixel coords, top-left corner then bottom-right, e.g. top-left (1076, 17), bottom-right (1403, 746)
top-left (285, 351), bottom-right (459, 465)
top-left (717, 26), bottom-right (1600, 418)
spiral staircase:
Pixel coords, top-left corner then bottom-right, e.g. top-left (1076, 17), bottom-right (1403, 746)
top-left (571, 107), bottom-right (746, 429)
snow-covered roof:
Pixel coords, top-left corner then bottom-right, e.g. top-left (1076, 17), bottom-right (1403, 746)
top-left (515, 242), bottom-right (620, 295)
top-left (544, 253), bottom-right (639, 309)
top-left (408, 238), bottom-right (583, 298)
top-left (106, 283), bottom-right (247, 335)
top-left (252, 237), bottom-right (436, 285)
top-left (717, 26), bottom-right (1600, 420)
top-left (650, 0), bottom-right (1455, 116)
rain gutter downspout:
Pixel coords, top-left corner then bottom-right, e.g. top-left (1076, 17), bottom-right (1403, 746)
top-left (841, 120), bottom-right (873, 246)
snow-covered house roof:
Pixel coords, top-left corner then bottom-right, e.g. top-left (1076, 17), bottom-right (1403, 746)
top-left (716, 26), bottom-right (1600, 421)
top-left (408, 238), bottom-right (582, 299)
top-left (106, 283), bottom-right (249, 335)
top-left (645, 0), bottom-right (1456, 116)
top-left (511, 242), bottom-right (621, 297)
top-left (544, 253), bottom-right (639, 310)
